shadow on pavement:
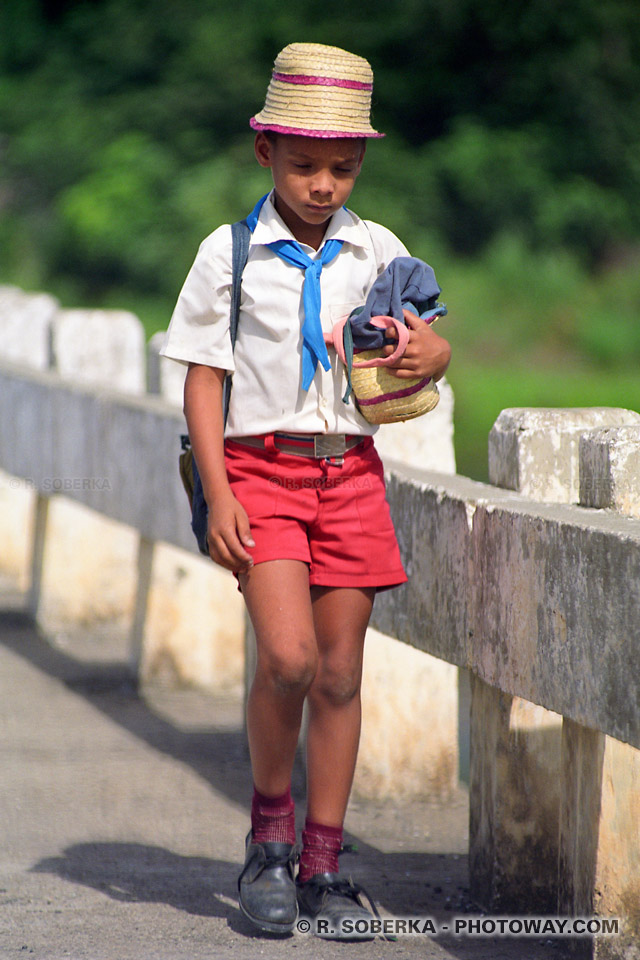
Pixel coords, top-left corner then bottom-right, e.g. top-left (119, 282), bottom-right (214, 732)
top-left (3, 606), bottom-right (571, 958)
top-left (30, 841), bottom-right (295, 940)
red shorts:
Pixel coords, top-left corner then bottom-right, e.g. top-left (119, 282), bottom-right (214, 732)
top-left (224, 436), bottom-right (407, 591)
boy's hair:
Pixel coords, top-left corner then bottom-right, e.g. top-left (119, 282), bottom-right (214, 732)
top-left (251, 42), bottom-right (384, 140)
top-left (261, 129), bottom-right (366, 149)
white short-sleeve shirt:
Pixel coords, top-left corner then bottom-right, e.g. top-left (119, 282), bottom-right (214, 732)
top-left (160, 191), bottom-right (409, 437)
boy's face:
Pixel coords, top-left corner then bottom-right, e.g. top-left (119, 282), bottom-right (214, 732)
top-left (254, 133), bottom-right (366, 247)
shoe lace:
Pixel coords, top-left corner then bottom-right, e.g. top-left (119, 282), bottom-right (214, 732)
top-left (326, 848), bottom-right (394, 943)
top-left (265, 844), bottom-right (299, 867)
top-left (237, 843), bottom-right (299, 887)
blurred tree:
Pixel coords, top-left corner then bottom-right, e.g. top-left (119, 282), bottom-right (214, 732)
top-left (1, 0), bottom-right (639, 297)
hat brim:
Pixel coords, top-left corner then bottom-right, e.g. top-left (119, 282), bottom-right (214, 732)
top-left (250, 118), bottom-right (384, 139)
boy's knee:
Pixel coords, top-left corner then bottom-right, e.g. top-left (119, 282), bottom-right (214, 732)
top-left (313, 663), bottom-right (362, 707)
top-left (257, 643), bottom-right (317, 696)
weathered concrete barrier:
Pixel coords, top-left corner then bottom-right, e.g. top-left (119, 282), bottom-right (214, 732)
top-left (370, 458), bottom-right (640, 744)
top-left (51, 308), bottom-right (146, 394)
top-left (2, 287), bottom-right (640, 954)
top-left (0, 292), bottom-right (147, 641)
top-left (0, 285), bottom-right (463, 797)
top-left (482, 409), bottom-right (640, 957)
top-left (371, 409), bottom-right (640, 957)
top-left (1, 363), bottom-right (639, 747)
top-left (0, 286), bottom-right (58, 370)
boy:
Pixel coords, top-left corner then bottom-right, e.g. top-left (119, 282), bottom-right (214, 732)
top-left (162, 42), bottom-right (450, 937)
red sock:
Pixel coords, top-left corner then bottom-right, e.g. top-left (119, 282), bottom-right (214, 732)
top-left (251, 786), bottom-right (296, 845)
top-left (298, 819), bottom-right (343, 883)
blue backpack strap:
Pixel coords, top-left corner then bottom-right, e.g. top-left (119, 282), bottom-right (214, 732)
top-left (223, 218), bottom-right (252, 426)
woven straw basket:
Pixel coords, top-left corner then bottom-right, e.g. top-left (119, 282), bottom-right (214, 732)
top-left (350, 351), bottom-right (440, 424)
top-left (331, 315), bottom-right (440, 424)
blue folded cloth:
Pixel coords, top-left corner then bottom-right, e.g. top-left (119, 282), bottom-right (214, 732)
top-left (348, 256), bottom-right (446, 350)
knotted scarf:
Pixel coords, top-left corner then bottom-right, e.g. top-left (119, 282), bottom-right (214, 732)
top-left (246, 193), bottom-right (344, 390)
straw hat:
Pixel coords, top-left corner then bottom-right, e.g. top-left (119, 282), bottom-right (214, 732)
top-left (251, 42), bottom-right (384, 139)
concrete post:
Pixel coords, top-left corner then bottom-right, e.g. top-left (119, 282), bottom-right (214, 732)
top-left (354, 377), bottom-right (460, 800)
top-left (579, 425), bottom-right (640, 519)
top-left (0, 287), bottom-right (58, 370)
top-left (31, 307), bottom-right (147, 644)
top-left (145, 335), bottom-right (245, 694)
top-left (0, 289), bottom-right (59, 588)
top-left (471, 408), bottom-right (640, 913)
top-left (147, 332), bottom-right (186, 407)
top-left (488, 407), bottom-right (640, 504)
top-left (51, 308), bottom-right (146, 394)
top-left (468, 673), bottom-right (562, 911)
top-left (556, 425), bottom-right (640, 958)
top-left (27, 493), bottom-right (50, 621)
top-left (468, 674), bottom-right (513, 906)
top-left (130, 536), bottom-right (154, 676)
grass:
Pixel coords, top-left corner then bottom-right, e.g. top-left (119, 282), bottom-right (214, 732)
top-left (448, 359), bottom-right (640, 481)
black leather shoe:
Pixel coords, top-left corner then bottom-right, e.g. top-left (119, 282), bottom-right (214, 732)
top-left (296, 872), bottom-right (378, 940)
top-left (237, 831), bottom-right (298, 934)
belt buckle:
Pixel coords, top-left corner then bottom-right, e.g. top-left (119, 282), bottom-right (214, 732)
top-left (314, 434), bottom-right (347, 459)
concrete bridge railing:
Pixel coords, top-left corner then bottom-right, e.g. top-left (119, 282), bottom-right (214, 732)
top-left (1, 286), bottom-right (639, 958)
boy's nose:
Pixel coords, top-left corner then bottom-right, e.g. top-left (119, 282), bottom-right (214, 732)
top-left (310, 171), bottom-right (334, 197)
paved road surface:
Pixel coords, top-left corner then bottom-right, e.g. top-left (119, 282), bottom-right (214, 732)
top-left (0, 594), bottom-right (569, 960)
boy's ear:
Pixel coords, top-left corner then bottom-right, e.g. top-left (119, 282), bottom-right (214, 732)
top-left (254, 132), bottom-right (273, 168)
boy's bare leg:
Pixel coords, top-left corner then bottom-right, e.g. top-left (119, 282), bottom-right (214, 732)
top-left (305, 586), bottom-right (375, 825)
top-left (237, 560), bottom-right (315, 933)
top-left (239, 559), bottom-right (318, 797)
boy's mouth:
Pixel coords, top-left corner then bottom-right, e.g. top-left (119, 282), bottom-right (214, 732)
top-left (306, 203), bottom-right (333, 214)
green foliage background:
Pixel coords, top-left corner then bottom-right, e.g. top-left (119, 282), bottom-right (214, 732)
top-left (2, 0), bottom-right (639, 478)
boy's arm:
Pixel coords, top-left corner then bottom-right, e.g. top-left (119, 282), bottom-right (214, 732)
top-left (383, 310), bottom-right (451, 382)
top-left (183, 363), bottom-right (254, 573)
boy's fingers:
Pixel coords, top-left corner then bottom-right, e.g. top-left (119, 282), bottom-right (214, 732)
top-left (210, 544), bottom-right (253, 573)
top-left (226, 536), bottom-right (254, 567)
top-left (384, 366), bottom-right (418, 379)
top-left (382, 344), bottom-right (418, 368)
top-left (402, 308), bottom-right (422, 328)
top-left (208, 525), bottom-right (254, 571)
top-left (207, 535), bottom-right (237, 568)
top-left (236, 509), bottom-right (256, 549)
top-left (207, 542), bottom-right (236, 571)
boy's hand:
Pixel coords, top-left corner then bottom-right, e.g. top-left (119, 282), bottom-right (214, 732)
top-left (206, 490), bottom-right (255, 574)
top-left (382, 309), bottom-right (451, 381)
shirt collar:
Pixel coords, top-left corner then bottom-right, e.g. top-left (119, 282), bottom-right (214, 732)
top-left (250, 190), bottom-right (370, 253)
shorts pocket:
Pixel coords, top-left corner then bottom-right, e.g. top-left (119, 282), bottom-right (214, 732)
top-left (224, 445), bottom-right (280, 521)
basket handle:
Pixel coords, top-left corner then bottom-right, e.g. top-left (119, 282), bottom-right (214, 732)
top-left (328, 316), bottom-right (410, 368)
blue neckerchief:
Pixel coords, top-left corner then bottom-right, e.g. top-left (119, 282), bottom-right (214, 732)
top-left (244, 193), bottom-right (343, 390)
top-left (267, 238), bottom-right (342, 389)
top-left (245, 193), bottom-right (269, 232)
